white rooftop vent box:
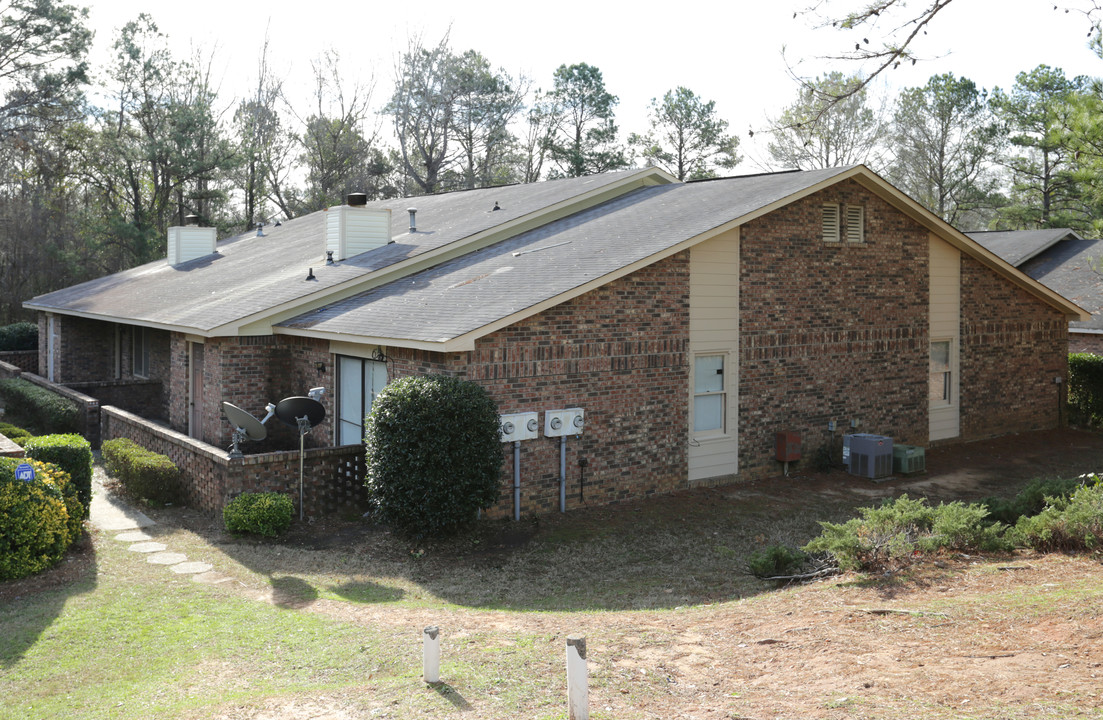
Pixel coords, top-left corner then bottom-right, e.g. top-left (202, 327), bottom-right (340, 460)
top-left (326, 200), bottom-right (391, 261)
top-left (844, 433), bottom-right (893, 479)
top-left (167, 223), bottom-right (216, 266)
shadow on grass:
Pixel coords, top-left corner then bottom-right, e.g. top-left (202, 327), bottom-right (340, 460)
top-left (0, 531), bottom-right (97, 669)
top-left (430, 681), bottom-right (472, 711)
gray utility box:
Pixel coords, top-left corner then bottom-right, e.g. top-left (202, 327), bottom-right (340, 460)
top-left (844, 433), bottom-right (894, 479)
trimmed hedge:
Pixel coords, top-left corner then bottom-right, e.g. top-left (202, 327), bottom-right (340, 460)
top-left (101, 437), bottom-right (181, 504)
top-left (24, 434), bottom-right (94, 519)
top-left (223, 492), bottom-right (294, 537)
top-left (0, 421), bottom-right (33, 443)
top-left (0, 377), bottom-right (80, 433)
top-left (364, 374), bottom-right (502, 538)
top-left (0, 322), bottom-right (37, 351)
top-left (0, 457), bottom-right (80, 580)
top-left (1069, 353), bottom-right (1103, 424)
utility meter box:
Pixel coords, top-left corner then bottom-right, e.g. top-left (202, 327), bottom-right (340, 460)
top-left (500, 412), bottom-right (539, 442)
top-left (545, 408), bottom-right (584, 437)
top-left (775, 431), bottom-right (801, 462)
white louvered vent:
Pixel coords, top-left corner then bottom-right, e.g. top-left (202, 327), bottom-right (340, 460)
top-left (845, 204), bottom-right (865, 243)
top-left (167, 225), bottom-right (217, 266)
top-left (326, 205), bottom-right (392, 261)
top-left (822, 203), bottom-right (840, 243)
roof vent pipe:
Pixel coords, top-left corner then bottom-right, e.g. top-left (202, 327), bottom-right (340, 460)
top-left (347, 192), bottom-right (368, 207)
top-left (408, 207), bottom-right (417, 233)
top-left (184, 214), bottom-right (200, 226)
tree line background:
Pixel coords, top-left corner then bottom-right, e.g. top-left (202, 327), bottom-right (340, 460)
top-left (3, 0), bottom-right (1103, 324)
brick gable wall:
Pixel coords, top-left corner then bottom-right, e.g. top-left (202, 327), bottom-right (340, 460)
top-left (388, 253), bottom-right (691, 518)
top-left (737, 180), bottom-right (930, 476)
top-left (959, 256), bottom-right (1068, 439)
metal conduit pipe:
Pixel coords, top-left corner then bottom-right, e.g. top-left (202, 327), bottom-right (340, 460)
top-left (559, 436), bottom-right (567, 513)
top-left (513, 440), bottom-right (521, 521)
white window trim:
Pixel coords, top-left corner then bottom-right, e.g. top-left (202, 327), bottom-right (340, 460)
top-left (692, 352), bottom-right (729, 439)
top-left (929, 338), bottom-right (954, 408)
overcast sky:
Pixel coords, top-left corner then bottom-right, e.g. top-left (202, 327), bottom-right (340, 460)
top-left (85, 0), bottom-right (1103, 168)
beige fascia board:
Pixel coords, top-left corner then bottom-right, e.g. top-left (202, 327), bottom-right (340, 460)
top-left (849, 171), bottom-right (1090, 322)
top-left (214, 168), bottom-right (679, 336)
top-left (21, 304), bottom-right (214, 336)
top-left (274, 326), bottom-right (453, 353)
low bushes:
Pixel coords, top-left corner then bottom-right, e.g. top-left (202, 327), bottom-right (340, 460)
top-left (1069, 353), bottom-right (1103, 425)
top-left (23, 434), bottom-right (93, 518)
top-left (0, 421), bottom-right (33, 445)
top-left (0, 321), bottom-right (37, 351)
top-left (0, 457), bottom-right (81, 580)
top-left (803, 494), bottom-right (1011, 572)
top-left (101, 438), bottom-right (181, 504)
top-left (1012, 478), bottom-right (1103, 552)
top-left (223, 492), bottom-right (294, 537)
top-left (982, 476), bottom-right (1084, 525)
top-left (0, 378), bottom-right (80, 433)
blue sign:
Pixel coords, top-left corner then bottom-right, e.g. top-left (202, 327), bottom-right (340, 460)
top-left (15, 463), bottom-right (35, 483)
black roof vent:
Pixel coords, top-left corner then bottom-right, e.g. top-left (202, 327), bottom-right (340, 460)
top-left (347, 193), bottom-right (368, 207)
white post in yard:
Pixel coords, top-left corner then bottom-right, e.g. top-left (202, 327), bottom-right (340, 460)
top-left (423, 626), bottom-right (440, 683)
top-left (565, 634), bottom-right (588, 720)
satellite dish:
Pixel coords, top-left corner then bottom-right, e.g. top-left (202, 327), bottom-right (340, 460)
top-left (274, 396), bottom-right (326, 429)
top-left (221, 402), bottom-right (268, 441)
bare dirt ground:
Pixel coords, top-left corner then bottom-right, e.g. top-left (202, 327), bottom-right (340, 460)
top-left (10, 427), bottom-right (1103, 719)
top-left (210, 428), bottom-right (1103, 719)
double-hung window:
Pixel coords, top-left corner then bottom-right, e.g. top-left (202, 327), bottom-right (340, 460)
top-left (337, 355), bottom-right (388, 445)
top-left (929, 340), bottom-right (952, 406)
top-left (694, 354), bottom-right (726, 434)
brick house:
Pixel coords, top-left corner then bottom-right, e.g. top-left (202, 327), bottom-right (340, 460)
top-left (967, 229), bottom-right (1103, 355)
top-left (25, 166), bottom-right (1087, 516)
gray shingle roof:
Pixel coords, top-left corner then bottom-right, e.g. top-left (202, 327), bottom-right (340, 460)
top-left (278, 167), bottom-right (856, 346)
top-left (966, 228), bottom-right (1082, 266)
top-left (24, 170), bottom-right (649, 332)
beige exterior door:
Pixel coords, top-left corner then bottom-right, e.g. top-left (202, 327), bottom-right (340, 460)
top-left (929, 235), bottom-right (961, 441)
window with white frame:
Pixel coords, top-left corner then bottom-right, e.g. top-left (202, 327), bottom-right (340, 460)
top-left (337, 355), bottom-right (388, 445)
top-left (929, 340), bottom-right (952, 405)
top-left (694, 354), bottom-right (726, 434)
top-left (132, 327), bottom-right (149, 378)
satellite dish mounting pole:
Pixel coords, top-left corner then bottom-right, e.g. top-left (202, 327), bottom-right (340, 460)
top-left (296, 415), bottom-right (312, 520)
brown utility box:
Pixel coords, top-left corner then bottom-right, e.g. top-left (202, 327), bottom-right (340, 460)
top-left (775, 431), bottom-right (801, 462)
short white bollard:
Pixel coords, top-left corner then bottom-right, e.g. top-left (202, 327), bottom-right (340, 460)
top-left (423, 626), bottom-right (440, 683)
top-left (566, 634), bottom-right (588, 720)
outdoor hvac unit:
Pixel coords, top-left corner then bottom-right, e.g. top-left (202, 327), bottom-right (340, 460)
top-left (893, 444), bottom-right (926, 475)
top-left (844, 433), bottom-right (893, 479)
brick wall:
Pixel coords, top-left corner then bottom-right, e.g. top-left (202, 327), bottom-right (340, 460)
top-left (102, 405), bottom-right (367, 518)
top-left (737, 180), bottom-right (930, 477)
top-left (959, 256), bottom-right (1068, 440)
top-left (1070, 333), bottom-right (1103, 355)
top-left (0, 351), bottom-right (37, 373)
top-left (387, 253), bottom-right (691, 519)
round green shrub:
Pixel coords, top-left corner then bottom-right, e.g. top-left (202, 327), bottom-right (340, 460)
top-left (223, 492), bottom-right (294, 537)
top-left (0, 458), bottom-right (78, 580)
top-left (24, 434), bottom-right (94, 519)
top-left (0, 321), bottom-right (38, 351)
top-left (364, 374), bottom-right (502, 538)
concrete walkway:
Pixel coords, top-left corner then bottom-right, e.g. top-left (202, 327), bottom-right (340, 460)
top-left (89, 469), bottom-right (215, 577)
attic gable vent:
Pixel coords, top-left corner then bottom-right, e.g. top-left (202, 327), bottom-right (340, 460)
top-left (167, 223), bottom-right (216, 266)
top-left (845, 204), bottom-right (864, 243)
top-left (822, 203), bottom-right (840, 243)
top-left (326, 201), bottom-right (392, 261)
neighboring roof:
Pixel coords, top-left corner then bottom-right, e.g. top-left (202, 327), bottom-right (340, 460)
top-left (966, 228), bottom-right (1084, 266)
top-left (25, 169), bottom-right (669, 334)
top-left (27, 165), bottom-right (1089, 350)
top-left (968, 230), bottom-right (1103, 333)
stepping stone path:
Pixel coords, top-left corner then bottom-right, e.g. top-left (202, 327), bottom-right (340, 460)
top-left (90, 470), bottom-right (215, 579)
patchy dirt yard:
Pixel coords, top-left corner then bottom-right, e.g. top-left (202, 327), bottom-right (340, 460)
top-left (9, 427), bottom-right (1103, 719)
